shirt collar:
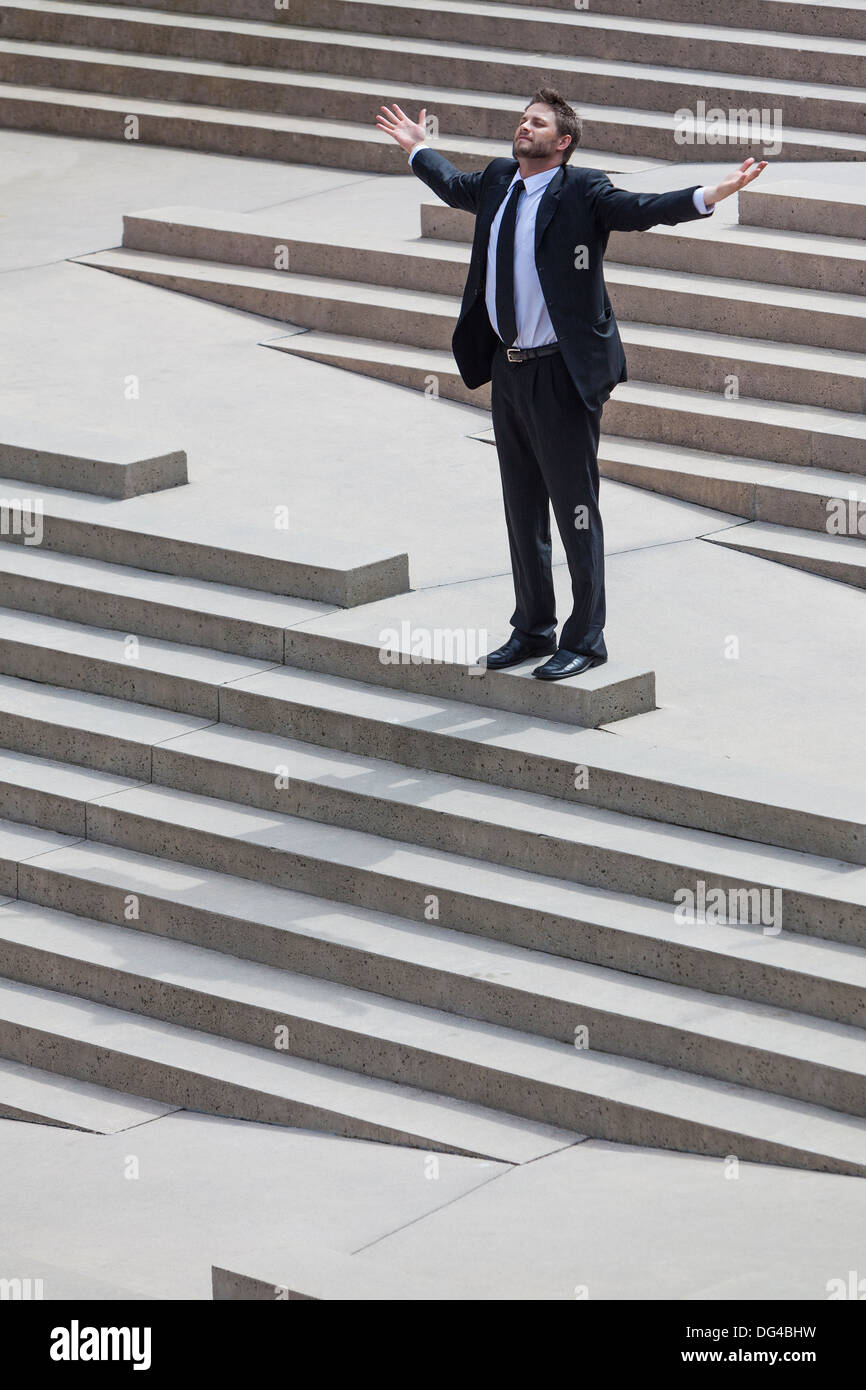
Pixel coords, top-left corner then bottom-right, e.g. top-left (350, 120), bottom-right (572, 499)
top-left (509, 164), bottom-right (561, 195)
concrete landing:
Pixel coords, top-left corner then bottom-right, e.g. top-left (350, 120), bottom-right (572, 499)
top-left (0, 1109), bottom-right (506, 1299)
top-left (366, 1136), bottom-right (866, 1300)
top-left (2, 1108), bottom-right (865, 1299)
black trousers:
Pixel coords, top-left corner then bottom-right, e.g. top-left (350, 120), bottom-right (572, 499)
top-left (490, 341), bottom-right (607, 659)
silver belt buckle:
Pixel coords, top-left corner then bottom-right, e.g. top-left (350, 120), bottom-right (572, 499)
top-left (506, 347), bottom-right (523, 363)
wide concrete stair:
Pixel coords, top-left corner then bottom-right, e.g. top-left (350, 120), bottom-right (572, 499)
top-left (2, 0), bottom-right (866, 166)
top-left (2, 0), bottom-right (865, 1173)
top-left (74, 175), bottom-right (866, 588)
top-left (0, 510), bottom-right (862, 1170)
top-left (0, 743), bottom-right (865, 1170)
top-left (10, 0), bottom-right (866, 590)
top-left (0, 471), bottom-right (409, 609)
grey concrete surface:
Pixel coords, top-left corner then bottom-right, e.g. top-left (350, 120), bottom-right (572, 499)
top-left (2, 126), bottom-right (865, 1299)
top-left (0, 1109), bottom-right (506, 1299)
top-left (605, 535), bottom-right (866, 784)
top-left (2, 1108), bottom-right (864, 1299)
top-left (367, 1137), bottom-right (866, 1300)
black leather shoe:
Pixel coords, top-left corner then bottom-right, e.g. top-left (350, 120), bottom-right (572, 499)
top-left (483, 633), bottom-right (557, 670)
top-left (532, 648), bottom-right (607, 680)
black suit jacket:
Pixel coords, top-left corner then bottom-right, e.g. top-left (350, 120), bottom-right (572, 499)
top-left (411, 147), bottom-right (710, 411)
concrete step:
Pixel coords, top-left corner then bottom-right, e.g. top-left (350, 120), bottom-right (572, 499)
top-left (487, 0), bottom-right (866, 40)
top-left (0, 606), bottom-right (277, 719)
top-left (740, 178), bottom-right (866, 239)
top-left (0, 815), bottom-right (80, 896)
top-left (285, 0), bottom-right (866, 89)
top-left (597, 261), bottom-right (866, 354)
top-left (705, 521), bottom-right (866, 589)
top-left (266, 334), bottom-right (866, 531)
top-left (7, 895), bottom-right (866, 1123)
top-left (0, 545), bottom-right (332, 661)
top-left (0, 976), bottom-right (572, 1161)
top-left (269, 324), bottom-right (866, 474)
top-left (0, 39), bottom-right (859, 161)
top-left (492, 375), bottom-right (866, 478)
top-left (602, 381), bottom-right (866, 475)
top-left (211, 672), bottom-right (865, 863)
top-left (77, 248), bottom-right (463, 350)
top-left (606, 220), bottom-right (866, 299)
top-left (0, 667), bottom-right (858, 861)
top-left (0, 79), bottom-right (643, 175)
top-left (0, 473), bottom-right (409, 604)
top-left (128, 202), bottom-right (866, 305)
top-left (0, 418), bottom-right (186, 499)
top-left (1, 904), bottom-right (866, 1173)
top-left (78, 245), bottom-right (866, 357)
top-left (118, 210), bottom-right (866, 412)
top-left (0, 602), bottom-right (656, 730)
top-left (21, 838), bottom-right (866, 1030)
top-left (123, 213), bottom-right (472, 293)
top-left (59, 0), bottom-right (866, 44)
top-left (595, 435), bottom-right (866, 535)
top-left (286, 316), bottom-right (866, 413)
top-left (8, 2), bottom-right (866, 145)
top-left (0, 755), bottom-right (860, 946)
top-left (267, 331), bottom-right (484, 402)
top-left (422, 201), bottom-right (866, 298)
top-left (0, 749), bottom-right (142, 837)
top-left (9, 0), bottom-right (860, 85)
top-left (0, 676), bottom-right (212, 781)
top-left (275, 599), bottom-right (654, 730)
top-left (0, 1054), bottom-right (177, 1131)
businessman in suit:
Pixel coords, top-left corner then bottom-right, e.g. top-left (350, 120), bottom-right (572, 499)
top-left (378, 89), bottom-right (766, 679)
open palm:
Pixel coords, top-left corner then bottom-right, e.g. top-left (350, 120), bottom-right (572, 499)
top-left (706, 157), bottom-right (769, 206)
top-left (376, 103), bottom-right (427, 153)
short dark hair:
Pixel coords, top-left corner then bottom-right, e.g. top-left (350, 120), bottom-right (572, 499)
top-left (523, 87), bottom-right (582, 163)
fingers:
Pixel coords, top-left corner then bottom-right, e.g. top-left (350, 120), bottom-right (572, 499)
top-left (742, 160), bottom-right (769, 184)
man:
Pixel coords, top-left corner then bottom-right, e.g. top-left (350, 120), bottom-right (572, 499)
top-left (377, 90), bottom-right (767, 679)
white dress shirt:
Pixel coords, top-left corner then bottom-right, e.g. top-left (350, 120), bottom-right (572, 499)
top-left (409, 144), bottom-right (714, 348)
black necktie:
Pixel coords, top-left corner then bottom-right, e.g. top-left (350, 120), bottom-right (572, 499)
top-left (495, 179), bottom-right (525, 347)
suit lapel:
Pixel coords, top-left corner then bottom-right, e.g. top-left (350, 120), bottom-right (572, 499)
top-left (534, 164), bottom-right (565, 254)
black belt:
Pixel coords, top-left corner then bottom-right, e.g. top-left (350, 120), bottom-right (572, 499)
top-left (500, 342), bottom-right (560, 364)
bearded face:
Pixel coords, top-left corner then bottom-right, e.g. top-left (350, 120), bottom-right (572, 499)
top-left (512, 103), bottom-right (570, 163)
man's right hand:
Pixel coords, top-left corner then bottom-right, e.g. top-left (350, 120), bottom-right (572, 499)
top-left (376, 103), bottom-right (427, 154)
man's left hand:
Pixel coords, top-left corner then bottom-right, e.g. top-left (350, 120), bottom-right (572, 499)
top-left (702, 157), bottom-right (769, 208)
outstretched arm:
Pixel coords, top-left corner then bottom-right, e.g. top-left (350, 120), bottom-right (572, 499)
top-left (588, 157), bottom-right (769, 233)
top-left (376, 103), bottom-right (485, 215)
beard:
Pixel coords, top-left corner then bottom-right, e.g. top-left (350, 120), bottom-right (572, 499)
top-left (512, 133), bottom-right (559, 161)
